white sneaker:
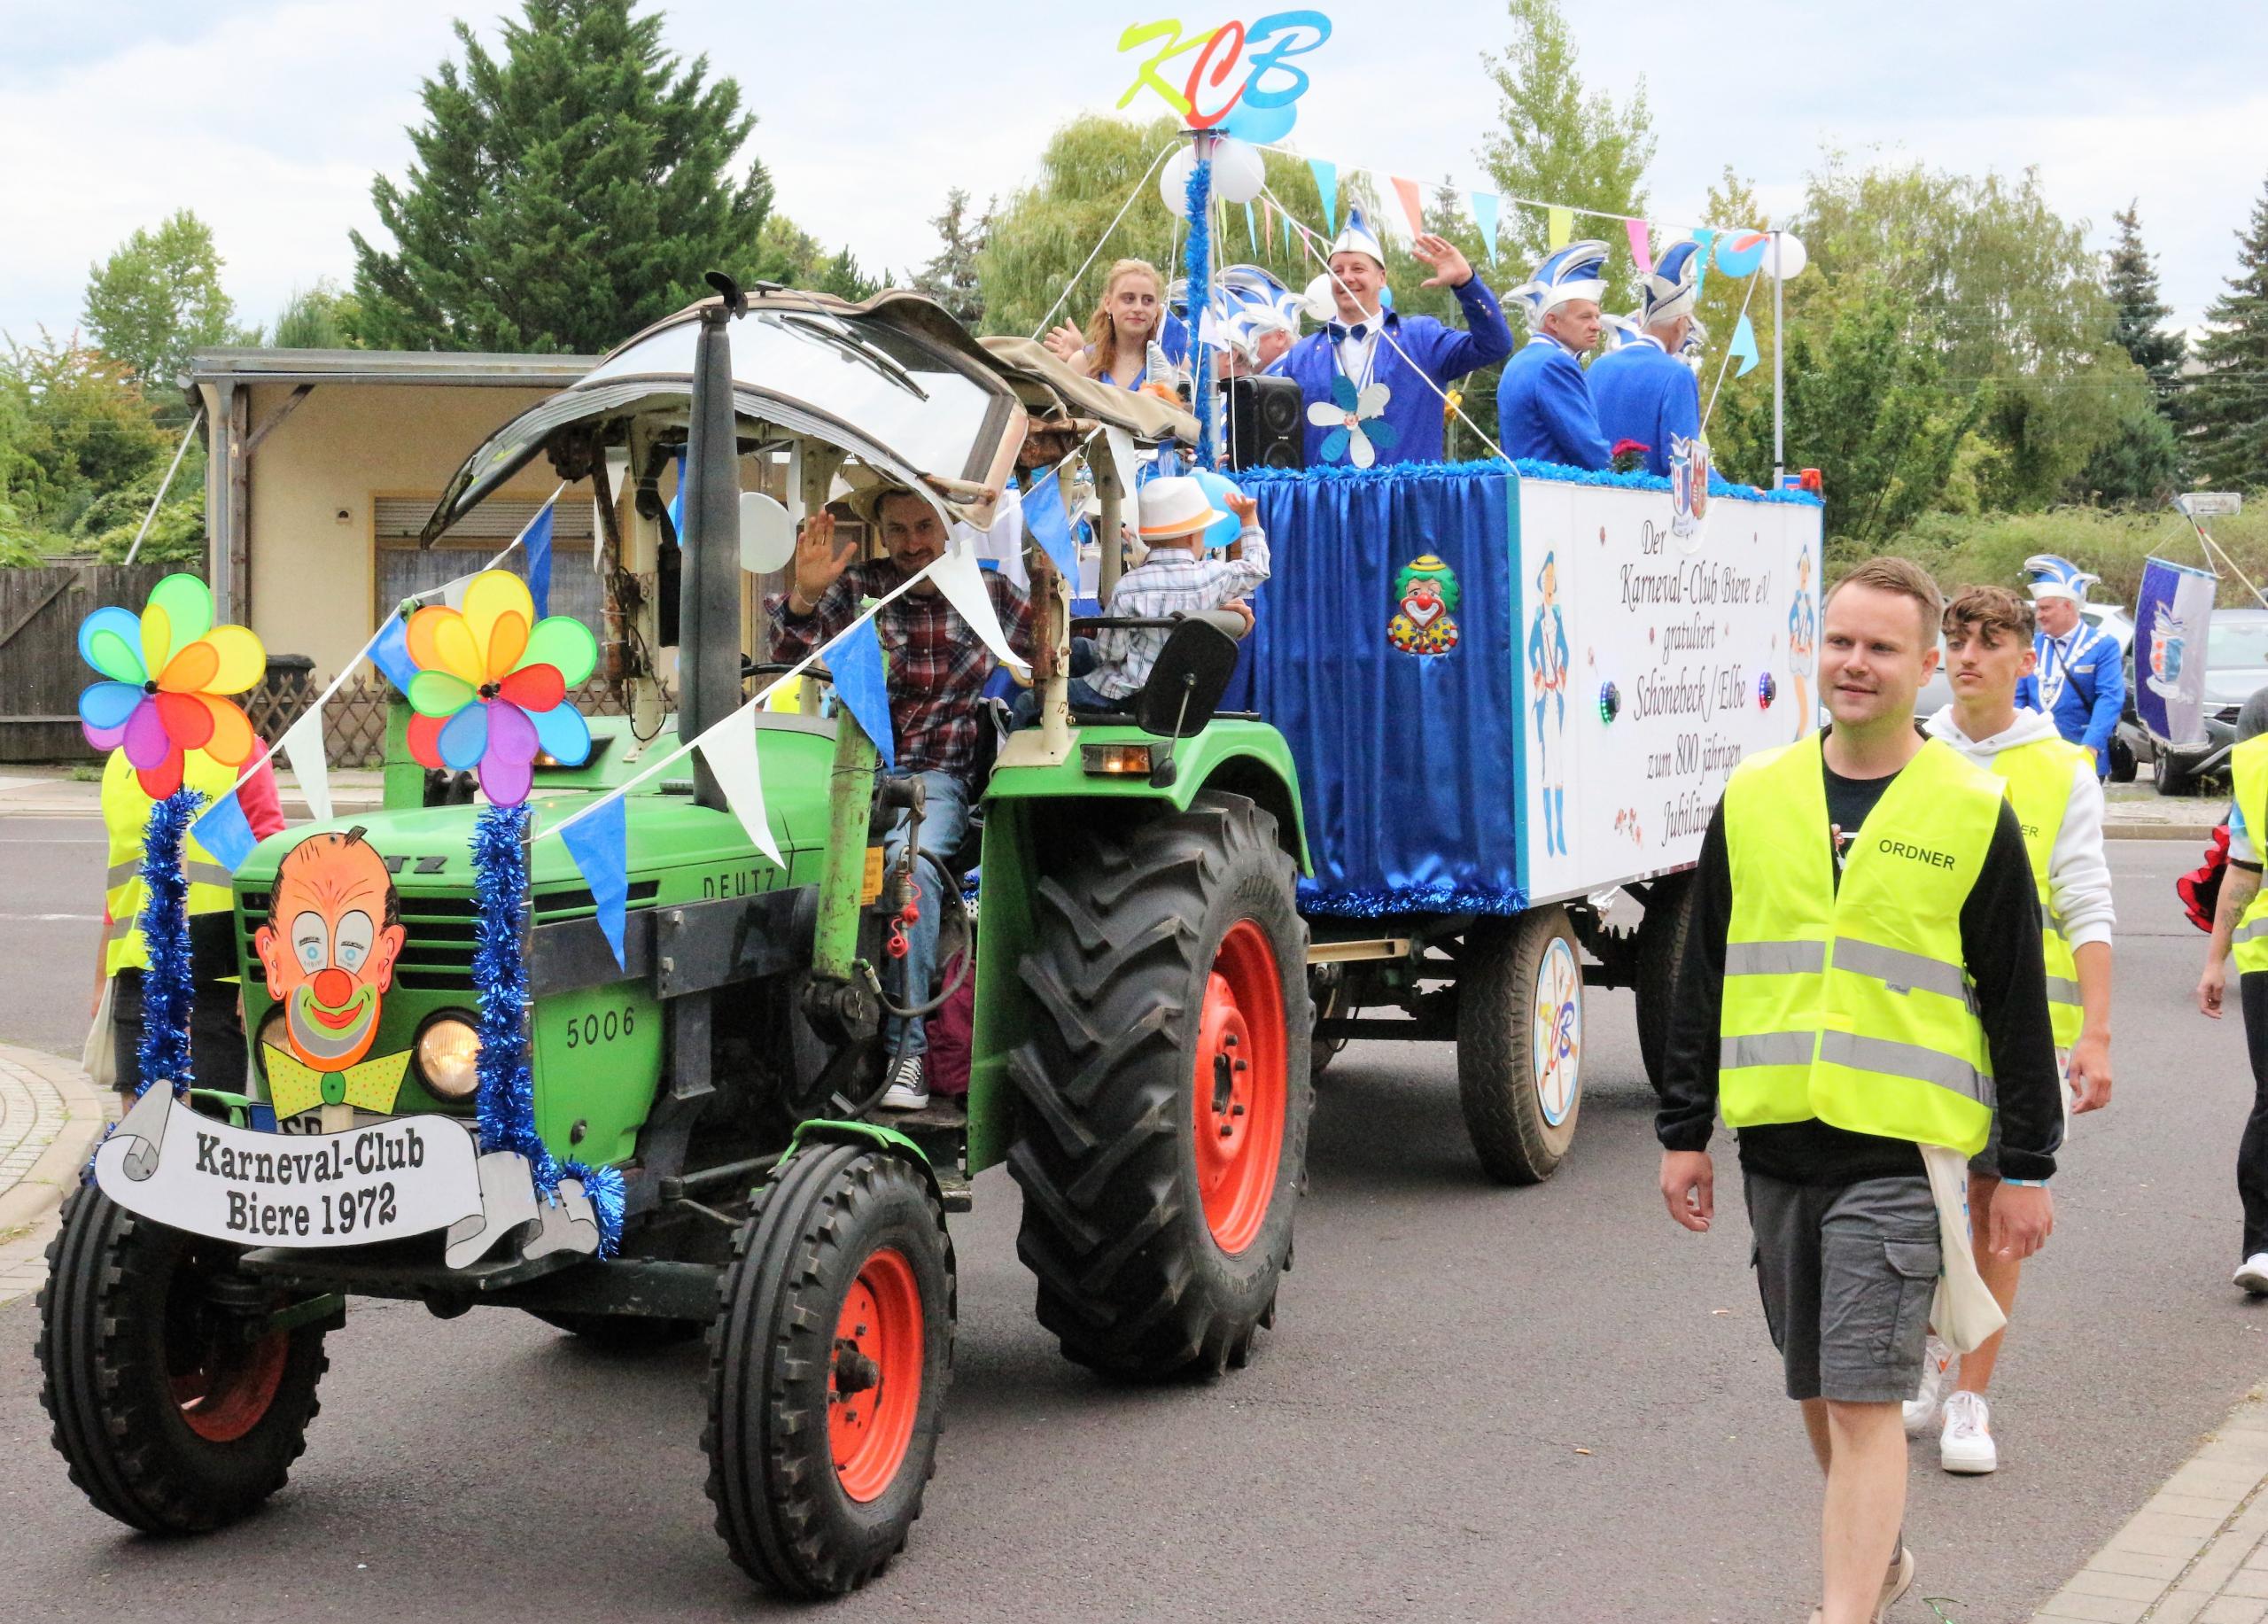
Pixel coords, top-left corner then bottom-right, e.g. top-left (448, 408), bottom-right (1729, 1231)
top-left (1904, 1333), bottom-right (1955, 1434)
top-left (1940, 1390), bottom-right (1998, 1475)
top-left (2236, 1254), bottom-right (2268, 1295)
top-left (878, 1053), bottom-right (928, 1111)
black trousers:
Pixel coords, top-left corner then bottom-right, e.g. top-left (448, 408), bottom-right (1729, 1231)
top-left (2240, 972), bottom-right (2268, 1259)
top-left (112, 913), bottom-right (249, 1099)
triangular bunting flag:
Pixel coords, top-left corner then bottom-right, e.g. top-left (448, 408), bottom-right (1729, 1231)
top-left (556, 796), bottom-right (629, 970)
top-left (441, 576), bottom-right (470, 610)
top-left (1472, 191), bottom-right (1500, 264)
top-left (667, 449), bottom-right (686, 541)
top-left (1729, 312), bottom-right (1761, 377)
top-left (1690, 229), bottom-right (1715, 300)
top-left (928, 548), bottom-right (1027, 674)
top-left (524, 504), bottom-right (555, 618)
top-left (370, 610), bottom-right (418, 693)
top-left (827, 617), bottom-right (897, 771)
top-left (1391, 176), bottom-right (1424, 237)
top-left (1625, 218), bottom-right (1652, 276)
top-left (280, 708), bottom-right (332, 823)
top-left (1547, 206), bottom-right (1573, 250)
top-left (192, 787), bottom-right (258, 873)
top-left (1283, 204), bottom-right (1295, 257)
top-left (696, 707), bottom-right (787, 870)
top-left (1019, 470), bottom-right (1081, 582)
top-left (1309, 159), bottom-right (1338, 232)
top-left (1245, 200), bottom-right (1259, 253)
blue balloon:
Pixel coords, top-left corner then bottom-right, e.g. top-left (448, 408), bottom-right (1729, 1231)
top-left (1191, 469), bottom-right (1245, 550)
top-left (1220, 97), bottom-right (1297, 145)
top-left (1379, 284), bottom-right (1394, 310)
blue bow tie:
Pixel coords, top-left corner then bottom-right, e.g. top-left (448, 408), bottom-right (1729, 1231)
top-left (1329, 322), bottom-right (1369, 342)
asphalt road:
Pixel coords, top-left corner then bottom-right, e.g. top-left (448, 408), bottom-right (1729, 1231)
top-left (0, 814), bottom-right (106, 1059)
top-left (0, 839), bottom-right (2260, 1622)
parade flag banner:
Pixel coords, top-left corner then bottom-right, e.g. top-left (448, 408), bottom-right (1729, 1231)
top-left (2134, 556), bottom-right (2218, 747)
top-left (1391, 176), bottom-right (1423, 237)
top-left (1625, 218), bottom-right (1652, 276)
top-left (828, 618), bottom-right (896, 771)
top-left (1547, 206), bottom-right (1573, 250)
top-left (557, 795), bottom-right (629, 968)
top-left (1309, 159), bottom-right (1338, 231)
top-left (190, 788), bottom-right (258, 873)
top-left (1472, 191), bottom-right (1500, 264)
top-left (280, 709), bottom-right (332, 823)
top-left (1019, 468), bottom-right (1082, 582)
top-left (1729, 314), bottom-right (1761, 377)
top-left (696, 709), bottom-right (788, 870)
top-left (524, 504), bottom-right (555, 618)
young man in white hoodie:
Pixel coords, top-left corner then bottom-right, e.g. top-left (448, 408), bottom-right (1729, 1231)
top-left (1907, 584), bottom-right (2116, 1473)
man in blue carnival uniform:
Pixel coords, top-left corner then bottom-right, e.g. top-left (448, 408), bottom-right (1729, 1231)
top-left (1276, 207), bottom-right (1514, 467)
top-left (2014, 556), bottom-right (2125, 778)
top-left (1588, 240), bottom-right (1705, 478)
top-left (1495, 241), bottom-right (1615, 470)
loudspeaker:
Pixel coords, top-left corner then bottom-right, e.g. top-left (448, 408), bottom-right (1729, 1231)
top-left (1221, 374), bottom-right (1305, 471)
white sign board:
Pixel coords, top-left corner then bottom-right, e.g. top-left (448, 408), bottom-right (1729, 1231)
top-left (2182, 492), bottom-right (2243, 518)
top-left (1512, 480), bottom-right (1823, 905)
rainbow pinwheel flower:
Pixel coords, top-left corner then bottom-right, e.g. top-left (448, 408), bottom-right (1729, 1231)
top-left (77, 573), bottom-right (266, 798)
top-left (403, 571), bottom-right (596, 807)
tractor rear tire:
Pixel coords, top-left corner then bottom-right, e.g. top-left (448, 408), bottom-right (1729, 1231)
top-left (703, 1143), bottom-right (954, 1597)
top-left (529, 1310), bottom-right (704, 1351)
top-left (1635, 874), bottom-right (1697, 1100)
top-left (1008, 791), bottom-right (1311, 1379)
top-left (36, 1185), bottom-right (330, 1534)
top-left (1456, 906), bottom-right (1585, 1185)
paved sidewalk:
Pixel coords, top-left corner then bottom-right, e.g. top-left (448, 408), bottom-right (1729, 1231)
top-left (2039, 1387), bottom-right (2268, 1622)
top-left (0, 1044), bottom-right (113, 1308)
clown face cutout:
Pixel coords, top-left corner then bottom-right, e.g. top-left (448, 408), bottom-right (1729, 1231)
top-left (255, 828), bottom-right (406, 1073)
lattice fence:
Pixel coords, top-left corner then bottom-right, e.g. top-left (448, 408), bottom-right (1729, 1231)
top-left (243, 668), bottom-right (672, 769)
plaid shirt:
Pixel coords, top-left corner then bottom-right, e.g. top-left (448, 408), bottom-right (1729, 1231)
top-left (766, 560), bottom-right (1034, 780)
top-left (1091, 525), bottom-right (1270, 699)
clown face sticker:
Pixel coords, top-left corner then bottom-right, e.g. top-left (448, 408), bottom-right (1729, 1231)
top-left (1388, 555), bottom-right (1460, 656)
top-left (254, 828), bottom-right (412, 1118)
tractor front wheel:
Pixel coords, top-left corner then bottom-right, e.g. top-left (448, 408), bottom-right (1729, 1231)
top-left (1008, 791), bottom-right (1312, 1379)
top-left (1456, 906), bottom-right (1585, 1184)
top-left (703, 1144), bottom-right (954, 1597)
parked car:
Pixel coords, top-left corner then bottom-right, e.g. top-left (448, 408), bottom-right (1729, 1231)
top-left (2155, 607), bottom-right (2268, 795)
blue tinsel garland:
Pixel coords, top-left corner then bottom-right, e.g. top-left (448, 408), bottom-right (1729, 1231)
top-left (1232, 456), bottom-right (1824, 506)
top-left (1182, 146), bottom-right (1215, 469)
top-left (470, 802), bottom-right (621, 1257)
top-left (133, 789), bottom-right (203, 1097)
top-left (1298, 880), bottom-right (1529, 920)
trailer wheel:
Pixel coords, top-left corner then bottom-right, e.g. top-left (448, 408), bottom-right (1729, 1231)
top-left (1456, 906), bottom-right (1585, 1184)
top-left (36, 1185), bottom-right (330, 1534)
top-left (1635, 874), bottom-right (1697, 1100)
top-left (1008, 791), bottom-right (1311, 1379)
top-left (528, 1310), bottom-right (704, 1351)
top-left (703, 1144), bottom-right (954, 1597)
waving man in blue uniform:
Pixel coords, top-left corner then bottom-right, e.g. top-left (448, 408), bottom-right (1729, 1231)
top-left (1495, 241), bottom-right (1615, 470)
top-left (2014, 556), bottom-right (2125, 778)
top-left (1589, 239), bottom-right (1705, 478)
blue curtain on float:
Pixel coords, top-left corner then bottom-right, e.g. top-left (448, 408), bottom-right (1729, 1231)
top-left (1229, 462), bottom-right (1525, 918)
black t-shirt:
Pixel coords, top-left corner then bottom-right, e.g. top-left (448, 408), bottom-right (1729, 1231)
top-left (1654, 736), bottom-right (2063, 1186)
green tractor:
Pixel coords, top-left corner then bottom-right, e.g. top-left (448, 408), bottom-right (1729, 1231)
top-left (38, 282), bottom-right (1313, 1596)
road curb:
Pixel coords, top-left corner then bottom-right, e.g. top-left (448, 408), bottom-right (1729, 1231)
top-left (2106, 824), bottom-right (2218, 843)
top-left (0, 1045), bottom-right (108, 1239)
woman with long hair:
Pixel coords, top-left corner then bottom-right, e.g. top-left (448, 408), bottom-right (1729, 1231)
top-left (1043, 259), bottom-right (1174, 392)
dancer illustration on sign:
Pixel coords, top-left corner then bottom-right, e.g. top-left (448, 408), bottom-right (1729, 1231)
top-left (1529, 552), bottom-right (1572, 857)
top-left (1788, 547), bottom-right (1817, 737)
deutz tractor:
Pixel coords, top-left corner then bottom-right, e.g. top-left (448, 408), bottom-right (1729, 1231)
top-left (38, 280), bottom-right (1314, 1596)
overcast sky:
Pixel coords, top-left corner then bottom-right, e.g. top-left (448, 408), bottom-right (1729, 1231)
top-left (4, 1), bottom-right (2262, 348)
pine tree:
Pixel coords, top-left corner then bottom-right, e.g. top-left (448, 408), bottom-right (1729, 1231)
top-left (2186, 177), bottom-right (2268, 490)
top-left (2105, 201), bottom-right (2185, 395)
top-left (350, 0), bottom-right (776, 353)
top-left (913, 189), bottom-right (992, 327)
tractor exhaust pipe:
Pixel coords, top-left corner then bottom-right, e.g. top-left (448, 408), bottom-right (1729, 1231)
top-left (680, 274), bottom-right (747, 811)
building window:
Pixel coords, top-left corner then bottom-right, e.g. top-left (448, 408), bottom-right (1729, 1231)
top-left (374, 496), bottom-right (601, 633)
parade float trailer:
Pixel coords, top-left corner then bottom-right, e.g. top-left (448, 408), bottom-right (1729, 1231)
top-left (41, 283), bottom-right (1315, 1598)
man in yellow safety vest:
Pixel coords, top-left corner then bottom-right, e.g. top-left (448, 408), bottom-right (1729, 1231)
top-left (2198, 711), bottom-right (2268, 1294)
top-left (1899, 584), bottom-right (2114, 1474)
top-left (98, 747), bottom-right (284, 1098)
top-left (1658, 556), bottom-right (2063, 1624)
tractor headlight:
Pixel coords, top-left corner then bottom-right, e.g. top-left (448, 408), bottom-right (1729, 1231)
top-left (413, 1014), bottom-right (482, 1100)
top-left (1082, 742), bottom-right (1153, 776)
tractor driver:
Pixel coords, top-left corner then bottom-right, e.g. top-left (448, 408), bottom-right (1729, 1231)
top-left (768, 485), bottom-right (1045, 1113)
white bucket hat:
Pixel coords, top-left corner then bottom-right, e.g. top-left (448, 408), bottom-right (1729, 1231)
top-left (1137, 475), bottom-right (1231, 540)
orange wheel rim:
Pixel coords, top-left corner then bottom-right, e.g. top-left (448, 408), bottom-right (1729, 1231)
top-left (169, 1319), bottom-right (289, 1443)
top-left (1192, 919), bottom-right (1287, 1255)
top-left (829, 1245), bottom-right (924, 1503)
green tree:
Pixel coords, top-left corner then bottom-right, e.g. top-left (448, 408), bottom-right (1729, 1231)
top-left (81, 210), bottom-right (245, 396)
top-left (2186, 176), bottom-right (2268, 491)
top-left (2076, 397), bottom-right (2181, 505)
top-left (1475, 0), bottom-right (1654, 282)
top-left (0, 331), bottom-right (169, 528)
top-left (270, 280), bottom-right (368, 349)
top-left (350, 0), bottom-right (777, 353)
top-left (2105, 201), bottom-right (2185, 396)
top-left (913, 189), bottom-right (993, 326)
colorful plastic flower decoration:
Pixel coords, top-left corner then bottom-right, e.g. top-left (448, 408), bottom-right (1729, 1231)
top-left (77, 573), bottom-right (266, 797)
top-left (1307, 375), bottom-right (1398, 469)
top-left (403, 571), bottom-right (595, 806)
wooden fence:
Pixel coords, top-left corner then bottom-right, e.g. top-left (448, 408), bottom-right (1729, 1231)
top-left (0, 564), bottom-right (183, 763)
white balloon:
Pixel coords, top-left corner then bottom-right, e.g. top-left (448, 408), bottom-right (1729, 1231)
top-left (1160, 144), bottom-right (1197, 218)
top-left (1302, 272), bottom-right (1340, 322)
top-left (1208, 136), bottom-right (1266, 206)
top-left (738, 491), bottom-right (795, 575)
top-left (1769, 232), bottom-right (1809, 281)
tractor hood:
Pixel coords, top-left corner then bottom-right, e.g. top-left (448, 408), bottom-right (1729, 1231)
top-left (421, 288), bottom-right (1030, 545)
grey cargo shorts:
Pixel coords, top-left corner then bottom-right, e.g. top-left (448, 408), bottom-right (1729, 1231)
top-left (1743, 1170), bottom-right (1941, 1404)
